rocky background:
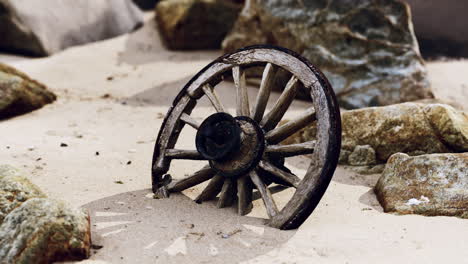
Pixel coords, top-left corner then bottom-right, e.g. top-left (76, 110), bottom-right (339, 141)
top-left (0, 0), bottom-right (467, 263)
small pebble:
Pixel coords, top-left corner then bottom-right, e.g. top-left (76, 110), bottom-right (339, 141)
top-left (127, 161), bottom-right (132, 165)
top-left (60, 143), bottom-right (68, 147)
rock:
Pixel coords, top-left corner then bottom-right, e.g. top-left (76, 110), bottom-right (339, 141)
top-left (0, 165), bottom-right (46, 223)
top-left (0, 63), bottom-right (56, 119)
top-left (347, 145), bottom-right (377, 166)
top-left (375, 153), bottom-right (468, 218)
top-left (133, 0), bottom-right (159, 10)
top-left (0, 198), bottom-right (91, 263)
top-left (405, 0), bottom-right (468, 58)
top-left (0, 0), bottom-right (143, 56)
top-left (223, 0), bottom-right (433, 109)
top-left (156, 0), bottom-right (242, 50)
top-left (285, 103), bottom-right (468, 164)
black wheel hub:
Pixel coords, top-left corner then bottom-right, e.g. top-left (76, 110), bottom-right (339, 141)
top-left (196, 112), bottom-right (265, 178)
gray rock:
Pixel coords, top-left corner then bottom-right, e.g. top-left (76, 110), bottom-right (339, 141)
top-left (0, 63), bottom-right (56, 119)
top-left (0, 0), bottom-right (143, 56)
top-left (0, 198), bottom-right (91, 263)
top-left (223, 0), bottom-right (434, 109)
top-left (348, 145), bottom-right (377, 166)
top-left (156, 0), bottom-right (242, 50)
top-left (375, 153), bottom-right (468, 218)
top-left (0, 165), bottom-right (46, 224)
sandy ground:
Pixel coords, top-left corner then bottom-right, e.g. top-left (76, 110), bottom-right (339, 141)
top-left (1, 16), bottom-right (467, 264)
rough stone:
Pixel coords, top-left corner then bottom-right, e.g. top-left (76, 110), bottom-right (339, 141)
top-left (285, 103), bottom-right (468, 164)
top-left (0, 198), bottom-right (91, 263)
top-left (347, 145), bottom-right (377, 166)
top-left (223, 0), bottom-right (433, 109)
top-left (156, 0), bottom-right (242, 50)
top-left (0, 63), bottom-right (56, 119)
top-left (0, 165), bottom-right (46, 224)
top-left (0, 0), bottom-right (143, 56)
top-left (375, 153), bottom-right (468, 218)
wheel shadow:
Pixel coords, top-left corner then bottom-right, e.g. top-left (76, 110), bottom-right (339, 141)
top-left (83, 189), bottom-right (296, 263)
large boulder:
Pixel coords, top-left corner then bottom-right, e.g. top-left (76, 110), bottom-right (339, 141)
top-left (0, 0), bottom-right (143, 56)
top-left (375, 153), bottom-right (468, 218)
top-left (0, 166), bottom-right (91, 263)
top-left (223, 0), bottom-right (434, 109)
top-left (0, 165), bottom-right (46, 223)
top-left (156, 0), bottom-right (242, 50)
top-left (0, 199), bottom-right (91, 263)
top-left (284, 103), bottom-right (468, 164)
top-left (0, 63), bottom-right (56, 119)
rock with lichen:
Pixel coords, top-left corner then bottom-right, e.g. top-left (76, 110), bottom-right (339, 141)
top-left (284, 103), bottom-right (468, 165)
top-left (0, 199), bottom-right (91, 263)
top-left (223, 0), bottom-right (433, 109)
top-left (0, 165), bottom-right (46, 223)
top-left (0, 165), bottom-right (91, 263)
top-left (156, 0), bottom-right (242, 49)
top-left (375, 152), bottom-right (468, 218)
top-left (0, 63), bottom-right (56, 119)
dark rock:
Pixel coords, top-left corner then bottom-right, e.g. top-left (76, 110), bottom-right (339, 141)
top-left (0, 0), bottom-right (143, 56)
top-left (0, 198), bottom-right (91, 263)
top-left (0, 63), bottom-right (56, 119)
top-left (223, 0), bottom-right (433, 109)
top-left (156, 0), bottom-right (242, 50)
top-left (375, 153), bottom-right (468, 218)
top-left (405, 0), bottom-right (468, 58)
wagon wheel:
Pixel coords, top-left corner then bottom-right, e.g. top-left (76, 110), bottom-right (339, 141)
top-left (151, 45), bottom-right (341, 230)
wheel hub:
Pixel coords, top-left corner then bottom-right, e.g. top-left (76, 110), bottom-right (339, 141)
top-left (196, 113), bottom-right (265, 178)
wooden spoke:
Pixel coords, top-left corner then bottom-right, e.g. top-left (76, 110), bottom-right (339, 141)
top-left (180, 113), bottom-right (201, 130)
top-left (249, 170), bottom-right (279, 218)
top-left (217, 178), bottom-right (237, 208)
top-left (165, 149), bottom-right (205, 160)
top-left (251, 63), bottom-right (278, 122)
top-left (202, 84), bottom-right (225, 112)
top-left (265, 107), bottom-right (316, 144)
top-left (237, 175), bottom-right (253, 215)
top-left (195, 175), bottom-right (224, 203)
top-left (233, 66), bottom-right (249, 116)
top-left (260, 76), bottom-right (299, 132)
top-left (265, 141), bottom-right (315, 157)
top-left (168, 165), bottom-right (215, 192)
top-left (259, 161), bottom-right (300, 188)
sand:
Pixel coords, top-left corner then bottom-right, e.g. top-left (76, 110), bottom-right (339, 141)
top-left (0, 16), bottom-right (467, 264)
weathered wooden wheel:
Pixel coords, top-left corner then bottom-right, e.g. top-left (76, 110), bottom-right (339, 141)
top-left (151, 45), bottom-right (341, 230)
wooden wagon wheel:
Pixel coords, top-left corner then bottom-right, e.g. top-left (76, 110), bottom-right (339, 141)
top-left (151, 45), bottom-right (341, 230)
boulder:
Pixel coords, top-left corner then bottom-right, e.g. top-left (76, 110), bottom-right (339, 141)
top-left (156, 0), bottom-right (242, 50)
top-left (0, 166), bottom-right (91, 263)
top-left (0, 198), bottom-right (91, 263)
top-left (223, 0), bottom-right (434, 109)
top-left (0, 63), bottom-right (56, 119)
top-left (0, 165), bottom-right (46, 223)
top-left (284, 103), bottom-right (468, 164)
top-left (375, 153), bottom-right (468, 218)
top-left (0, 0), bottom-right (143, 56)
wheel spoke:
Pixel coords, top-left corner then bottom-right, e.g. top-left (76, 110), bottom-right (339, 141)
top-left (202, 84), bottom-right (225, 112)
top-left (195, 175), bottom-right (224, 203)
top-left (233, 66), bottom-right (249, 116)
top-left (165, 149), bottom-right (205, 160)
top-left (168, 165), bottom-right (215, 192)
top-left (237, 175), bottom-right (253, 215)
top-left (249, 170), bottom-right (279, 218)
top-left (251, 63), bottom-right (278, 122)
top-left (180, 113), bottom-right (201, 130)
top-left (217, 178), bottom-right (237, 208)
top-left (259, 161), bottom-right (300, 188)
top-left (260, 76), bottom-right (299, 132)
top-left (265, 141), bottom-right (315, 157)
top-left (265, 107), bottom-right (316, 144)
